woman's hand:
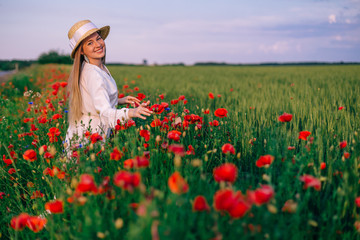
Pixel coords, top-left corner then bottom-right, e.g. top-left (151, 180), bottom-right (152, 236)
top-left (118, 96), bottom-right (141, 107)
top-left (128, 101), bottom-right (153, 120)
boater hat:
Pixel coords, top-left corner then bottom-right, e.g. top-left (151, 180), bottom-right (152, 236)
top-left (68, 20), bottom-right (110, 59)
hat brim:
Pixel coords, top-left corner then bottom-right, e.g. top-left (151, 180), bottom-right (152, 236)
top-left (70, 25), bottom-right (110, 59)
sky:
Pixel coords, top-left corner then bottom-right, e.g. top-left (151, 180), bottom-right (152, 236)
top-left (0, 0), bottom-right (359, 64)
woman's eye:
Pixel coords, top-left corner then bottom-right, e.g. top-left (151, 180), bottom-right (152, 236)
top-left (88, 42), bottom-right (92, 45)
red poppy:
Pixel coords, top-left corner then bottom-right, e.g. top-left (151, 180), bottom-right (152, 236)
top-left (124, 156), bottom-right (150, 169)
top-left (30, 190), bottom-right (44, 199)
top-left (168, 171), bottom-right (189, 194)
top-left (255, 155), bottom-right (275, 168)
top-left (248, 185), bottom-right (274, 206)
top-left (171, 99), bottom-right (179, 105)
top-left (26, 216), bottom-right (47, 233)
top-left (30, 124), bottom-right (38, 131)
top-left (278, 112), bottom-right (293, 122)
top-left (45, 200), bottom-right (64, 214)
top-left (113, 171), bottom-right (141, 192)
top-left (168, 144), bottom-right (185, 157)
top-left (213, 189), bottom-right (250, 219)
top-left (204, 109), bottom-right (210, 114)
top-left (3, 155), bottom-right (13, 165)
top-left (8, 168), bottom-right (16, 174)
top-left (90, 133), bottom-right (103, 144)
top-left (47, 127), bottom-right (61, 143)
top-left (213, 163), bottom-right (238, 183)
top-left (23, 149), bottom-right (37, 162)
top-left (159, 94), bottom-right (164, 99)
top-left (339, 141), bottom-right (347, 149)
top-left (288, 146), bottom-right (295, 150)
top-left (150, 104), bottom-right (165, 114)
top-left (208, 92), bottom-right (214, 99)
top-left (214, 108), bottom-right (228, 118)
top-left (110, 147), bottom-right (123, 161)
top-left (344, 152), bottom-right (350, 159)
top-left (10, 213), bottom-right (30, 231)
top-left (221, 143), bottom-right (235, 155)
top-left (52, 113), bottom-right (63, 120)
top-left (167, 130), bottom-right (181, 141)
top-left (161, 102), bottom-right (169, 108)
top-left (151, 119), bottom-right (162, 127)
top-left (355, 197), bottom-right (360, 207)
top-left (60, 82), bottom-right (68, 88)
top-left (76, 174), bottom-right (98, 194)
top-left (134, 87), bottom-right (139, 91)
top-left (298, 131), bottom-right (311, 141)
top-left (193, 195), bottom-right (210, 212)
top-left (137, 93), bottom-right (146, 101)
top-left (320, 162), bottom-right (326, 170)
top-left (178, 95), bottom-right (185, 101)
top-left (338, 106), bottom-right (344, 110)
top-left (281, 199), bottom-right (297, 213)
top-left (186, 145), bottom-right (195, 155)
top-left (299, 175), bottom-right (321, 191)
top-left (139, 129), bottom-right (150, 142)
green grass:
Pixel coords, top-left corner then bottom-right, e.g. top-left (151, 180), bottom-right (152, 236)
top-left (0, 64), bottom-right (360, 239)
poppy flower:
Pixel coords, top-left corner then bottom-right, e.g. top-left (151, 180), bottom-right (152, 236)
top-left (168, 144), bottom-right (185, 157)
top-left (168, 171), bottom-right (189, 194)
top-left (355, 197), bottom-right (360, 207)
top-left (255, 155), bottom-right (274, 168)
top-left (344, 152), bottom-right (350, 159)
top-left (288, 146), bottom-right (295, 150)
top-left (137, 93), bottom-right (146, 101)
top-left (30, 190), bottom-right (44, 199)
top-left (26, 216), bottom-right (47, 233)
top-left (113, 171), bottom-right (141, 192)
top-left (208, 92), bottom-right (214, 99)
top-left (161, 102), bottom-right (169, 108)
top-left (298, 131), bottom-right (311, 141)
top-left (159, 94), bottom-right (164, 99)
top-left (167, 130), bottom-right (181, 141)
top-left (110, 147), bottom-right (123, 161)
top-left (213, 189), bottom-right (250, 219)
top-left (221, 143), bottom-right (235, 155)
top-left (60, 82), bottom-right (68, 88)
top-left (151, 119), bottom-right (162, 127)
top-left (10, 213), bottom-right (30, 231)
top-left (320, 162), bottom-right (326, 170)
top-left (178, 95), bottom-right (185, 101)
top-left (204, 109), bottom-right (210, 114)
top-left (76, 174), bottom-right (98, 194)
top-left (90, 133), bottom-right (103, 143)
top-left (47, 127), bottom-right (61, 143)
top-left (248, 185), bottom-right (274, 206)
top-left (139, 129), bottom-right (150, 142)
top-left (171, 99), bottom-right (179, 105)
top-left (186, 145), bottom-right (195, 155)
top-left (150, 104), bottom-right (164, 114)
top-left (213, 163), bottom-right (238, 183)
top-left (124, 156), bottom-right (150, 169)
top-left (3, 155), bottom-right (13, 165)
top-left (338, 106), bottom-right (344, 110)
top-left (299, 175), bottom-right (321, 191)
top-left (8, 168), bottom-right (16, 174)
top-left (339, 141), bottom-right (347, 149)
top-left (45, 200), bottom-right (64, 214)
top-left (52, 113), bottom-right (63, 120)
top-left (214, 108), bottom-right (228, 118)
top-left (281, 199), bottom-right (297, 213)
top-left (278, 113), bottom-right (293, 122)
top-left (30, 124), bottom-right (39, 131)
top-left (23, 149), bottom-right (37, 162)
top-left (193, 195), bottom-right (210, 212)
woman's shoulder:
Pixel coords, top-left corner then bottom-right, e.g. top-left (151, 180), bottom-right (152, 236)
top-left (81, 62), bottom-right (104, 80)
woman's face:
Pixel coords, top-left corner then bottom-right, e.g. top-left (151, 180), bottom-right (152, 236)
top-left (81, 32), bottom-right (105, 63)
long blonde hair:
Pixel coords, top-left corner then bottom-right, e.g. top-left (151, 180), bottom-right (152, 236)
top-left (67, 36), bottom-right (106, 124)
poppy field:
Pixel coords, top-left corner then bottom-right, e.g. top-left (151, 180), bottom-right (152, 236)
top-left (1, 64), bottom-right (360, 239)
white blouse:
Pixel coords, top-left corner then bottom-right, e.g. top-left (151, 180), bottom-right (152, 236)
top-left (65, 62), bottom-right (129, 146)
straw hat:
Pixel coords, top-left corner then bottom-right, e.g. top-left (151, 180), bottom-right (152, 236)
top-left (68, 20), bottom-right (110, 59)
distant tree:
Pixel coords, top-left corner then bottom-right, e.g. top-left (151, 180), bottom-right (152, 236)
top-left (38, 50), bottom-right (72, 64)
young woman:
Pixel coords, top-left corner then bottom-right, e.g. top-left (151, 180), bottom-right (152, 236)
top-left (65, 20), bottom-right (152, 149)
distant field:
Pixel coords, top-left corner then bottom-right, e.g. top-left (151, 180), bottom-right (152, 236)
top-left (1, 64), bottom-right (360, 239)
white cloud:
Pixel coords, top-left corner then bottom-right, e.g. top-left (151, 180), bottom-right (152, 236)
top-left (328, 14), bottom-right (336, 24)
top-left (259, 41), bottom-right (290, 54)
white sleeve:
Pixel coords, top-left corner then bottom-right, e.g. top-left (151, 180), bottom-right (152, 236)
top-left (86, 69), bottom-right (130, 127)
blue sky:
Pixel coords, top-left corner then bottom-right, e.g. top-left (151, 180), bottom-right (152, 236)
top-left (0, 0), bottom-right (359, 64)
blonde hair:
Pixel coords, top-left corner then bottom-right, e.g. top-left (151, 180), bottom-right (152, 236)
top-left (67, 34), bottom-right (106, 124)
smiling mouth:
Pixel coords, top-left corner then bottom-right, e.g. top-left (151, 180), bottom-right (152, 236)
top-left (95, 48), bottom-right (104, 53)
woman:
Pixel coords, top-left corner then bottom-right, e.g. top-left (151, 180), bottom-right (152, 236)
top-left (65, 20), bottom-right (152, 149)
